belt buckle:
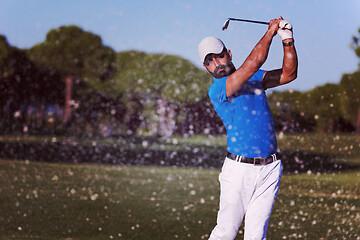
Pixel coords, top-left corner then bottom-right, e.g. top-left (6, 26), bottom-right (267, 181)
top-left (253, 157), bottom-right (264, 165)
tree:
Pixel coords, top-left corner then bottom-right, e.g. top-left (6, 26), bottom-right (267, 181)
top-left (0, 35), bottom-right (47, 133)
top-left (28, 26), bottom-right (115, 81)
top-left (268, 90), bottom-right (316, 132)
top-left (351, 29), bottom-right (360, 60)
top-left (27, 26), bottom-right (116, 125)
top-left (106, 51), bottom-right (212, 137)
top-left (308, 84), bottom-right (344, 132)
top-left (339, 28), bottom-right (360, 133)
top-left (340, 71), bottom-right (360, 132)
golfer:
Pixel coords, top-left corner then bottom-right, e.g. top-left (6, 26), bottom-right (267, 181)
top-left (198, 17), bottom-right (298, 240)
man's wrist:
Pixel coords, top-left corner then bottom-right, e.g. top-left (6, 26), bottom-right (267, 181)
top-left (265, 26), bottom-right (277, 36)
top-left (283, 39), bottom-right (294, 47)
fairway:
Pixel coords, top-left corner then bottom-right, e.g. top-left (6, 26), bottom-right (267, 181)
top-left (1, 157), bottom-right (359, 239)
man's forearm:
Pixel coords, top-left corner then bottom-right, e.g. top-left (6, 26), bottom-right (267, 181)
top-left (280, 39), bottom-right (298, 83)
top-left (248, 30), bottom-right (275, 69)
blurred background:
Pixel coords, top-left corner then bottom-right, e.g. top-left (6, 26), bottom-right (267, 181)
top-left (0, 0), bottom-right (359, 138)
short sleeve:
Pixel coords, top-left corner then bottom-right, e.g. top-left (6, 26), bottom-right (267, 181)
top-left (256, 69), bottom-right (266, 82)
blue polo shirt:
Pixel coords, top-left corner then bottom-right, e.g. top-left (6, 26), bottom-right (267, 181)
top-left (208, 69), bottom-right (277, 158)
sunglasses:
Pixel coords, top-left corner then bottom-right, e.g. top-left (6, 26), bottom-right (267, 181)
top-left (204, 50), bottom-right (227, 66)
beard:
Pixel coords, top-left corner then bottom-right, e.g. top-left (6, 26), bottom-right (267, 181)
top-left (210, 63), bottom-right (235, 79)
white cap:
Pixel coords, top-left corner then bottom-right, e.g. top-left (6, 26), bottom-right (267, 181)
top-left (198, 36), bottom-right (225, 63)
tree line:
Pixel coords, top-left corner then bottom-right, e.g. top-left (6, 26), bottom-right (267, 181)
top-left (0, 25), bottom-right (359, 137)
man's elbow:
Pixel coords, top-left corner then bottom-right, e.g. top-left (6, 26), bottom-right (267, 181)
top-left (281, 70), bottom-right (297, 84)
top-left (289, 70), bottom-right (298, 81)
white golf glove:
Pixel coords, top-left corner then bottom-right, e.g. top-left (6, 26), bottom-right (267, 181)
top-left (278, 20), bottom-right (293, 40)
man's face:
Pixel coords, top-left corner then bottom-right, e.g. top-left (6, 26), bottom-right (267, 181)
top-left (203, 49), bottom-right (234, 79)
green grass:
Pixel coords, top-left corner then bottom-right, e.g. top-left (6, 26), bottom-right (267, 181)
top-left (1, 159), bottom-right (359, 239)
top-left (0, 133), bottom-right (360, 239)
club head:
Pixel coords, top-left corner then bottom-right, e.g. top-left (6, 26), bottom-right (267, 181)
top-left (222, 19), bottom-right (230, 31)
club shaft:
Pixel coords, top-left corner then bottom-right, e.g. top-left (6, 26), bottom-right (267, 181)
top-left (228, 18), bottom-right (269, 25)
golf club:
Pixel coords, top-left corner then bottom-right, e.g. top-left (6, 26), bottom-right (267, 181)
top-left (222, 18), bottom-right (269, 31)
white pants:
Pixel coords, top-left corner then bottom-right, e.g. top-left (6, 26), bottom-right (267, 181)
top-left (209, 157), bottom-right (283, 240)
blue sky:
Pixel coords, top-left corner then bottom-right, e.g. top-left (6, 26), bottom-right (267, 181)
top-left (0, 0), bottom-right (359, 91)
